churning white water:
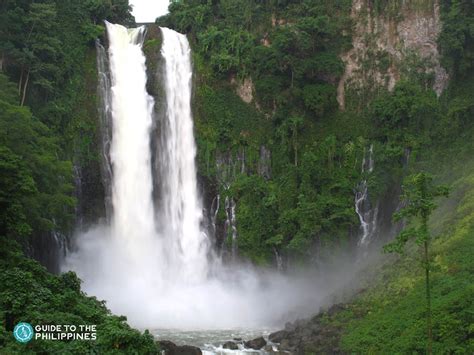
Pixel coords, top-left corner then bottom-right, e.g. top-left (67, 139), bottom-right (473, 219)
top-left (107, 23), bottom-right (157, 264)
top-left (157, 28), bottom-right (210, 282)
top-left (64, 23), bottom-right (353, 333)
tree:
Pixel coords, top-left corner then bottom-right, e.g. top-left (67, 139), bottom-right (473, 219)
top-left (0, 73), bottom-right (74, 239)
top-left (17, 3), bottom-right (63, 106)
top-left (439, 0), bottom-right (474, 78)
top-left (384, 173), bottom-right (449, 355)
top-left (371, 81), bottom-right (440, 140)
top-left (302, 83), bottom-right (337, 117)
top-left (276, 115), bottom-right (304, 166)
top-left (288, 115), bottom-right (303, 166)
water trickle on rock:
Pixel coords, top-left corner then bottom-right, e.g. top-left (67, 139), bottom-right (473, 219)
top-left (355, 144), bottom-right (378, 248)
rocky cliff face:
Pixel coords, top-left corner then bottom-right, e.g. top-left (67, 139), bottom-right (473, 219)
top-left (337, 0), bottom-right (448, 109)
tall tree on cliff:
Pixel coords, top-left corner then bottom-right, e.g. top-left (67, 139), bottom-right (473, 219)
top-left (384, 172), bottom-right (449, 354)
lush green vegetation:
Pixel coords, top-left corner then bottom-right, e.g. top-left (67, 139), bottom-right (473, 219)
top-left (439, 0), bottom-right (474, 81)
top-left (0, 237), bottom-right (159, 354)
top-left (322, 161), bottom-right (474, 354)
top-left (384, 173), bottom-right (449, 354)
top-left (0, 73), bottom-right (73, 240)
top-left (0, 0), bottom-right (133, 243)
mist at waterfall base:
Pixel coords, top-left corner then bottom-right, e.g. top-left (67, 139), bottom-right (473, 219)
top-left (67, 224), bottom-right (365, 330)
top-left (64, 23), bottom-right (373, 333)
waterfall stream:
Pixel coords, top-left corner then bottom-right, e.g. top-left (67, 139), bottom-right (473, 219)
top-left (96, 40), bottom-right (113, 220)
top-left (107, 23), bottom-right (158, 265)
top-left (224, 196), bottom-right (238, 260)
top-left (355, 145), bottom-right (378, 247)
top-left (64, 22), bottom-right (347, 336)
top-left (157, 27), bottom-right (210, 282)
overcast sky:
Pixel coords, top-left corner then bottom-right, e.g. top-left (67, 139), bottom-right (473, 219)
top-left (129, 0), bottom-right (170, 23)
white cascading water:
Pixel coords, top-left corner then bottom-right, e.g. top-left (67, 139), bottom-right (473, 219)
top-left (65, 23), bottom-right (354, 336)
top-left (107, 23), bottom-right (157, 263)
top-left (65, 22), bottom-right (164, 318)
top-left (157, 28), bottom-right (209, 282)
top-left (224, 196), bottom-right (238, 260)
top-left (355, 145), bottom-right (378, 247)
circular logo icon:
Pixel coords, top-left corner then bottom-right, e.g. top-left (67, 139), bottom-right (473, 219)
top-left (13, 322), bottom-right (34, 343)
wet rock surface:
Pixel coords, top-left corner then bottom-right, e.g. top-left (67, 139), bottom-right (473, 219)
top-left (244, 336), bottom-right (267, 350)
top-left (268, 303), bottom-right (347, 354)
top-left (268, 329), bottom-right (289, 343)
top-left (263, 344), bottom-right (287, 354)
top-left (222, 341), bottom-right (239, 350)
top-left (157, 340), bottom-right (202, 355)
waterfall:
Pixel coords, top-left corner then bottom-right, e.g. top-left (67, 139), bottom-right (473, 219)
top-left (355, 145), bottom-right (378, 247)
top-left (65, 22), bottom-right (335, 331)
top-left (215, 151), bottom-right (241, 257)
top-left (224, 196), bottom-right (238, 260)
top-left (257, 145), bottom-right (272, 179)
top-left (52, 230), bottom-right (68, 262)
top-left (65, 23), bottom-right (214, 327)
top-left (210, 194), bottom-right (220, 242)
top-left (274, 247), bottom-right (283, 272)
top-left (96, 40), bottom-right (113, 220)
top-left (106, 23), bottom-right (158, 264)
top-left (157, 27), bottom-right (210, 281)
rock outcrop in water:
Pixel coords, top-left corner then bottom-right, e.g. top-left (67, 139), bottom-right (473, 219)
top-left (157, 340), bottom-right (202, 355)
top-left (222, 341), bottom-right (238, 350)
top-left (269, 303), bottom-right (348, 354)
top-left (244, 336), bottom-right (267, 350)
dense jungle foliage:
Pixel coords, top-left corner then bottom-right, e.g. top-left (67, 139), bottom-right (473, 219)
top-left (0, 237), bottom-right (158, 353)
top-left (0, 0), bottom-right (133, 241)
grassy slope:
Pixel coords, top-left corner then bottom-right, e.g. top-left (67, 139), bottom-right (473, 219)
top-left (312, 159), bottom-right (474, 354)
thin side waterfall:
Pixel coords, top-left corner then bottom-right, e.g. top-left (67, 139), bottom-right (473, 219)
top-left (210, 194), bottom-right (220, 242)
top-left (274, 247), bottom-right (283, 272)
top-left (355, 145), bottom-right (378, 247)
top-left (224, 196), bottom-right (238, 260)
top-left (96, 40), bottom-right (113, 220)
